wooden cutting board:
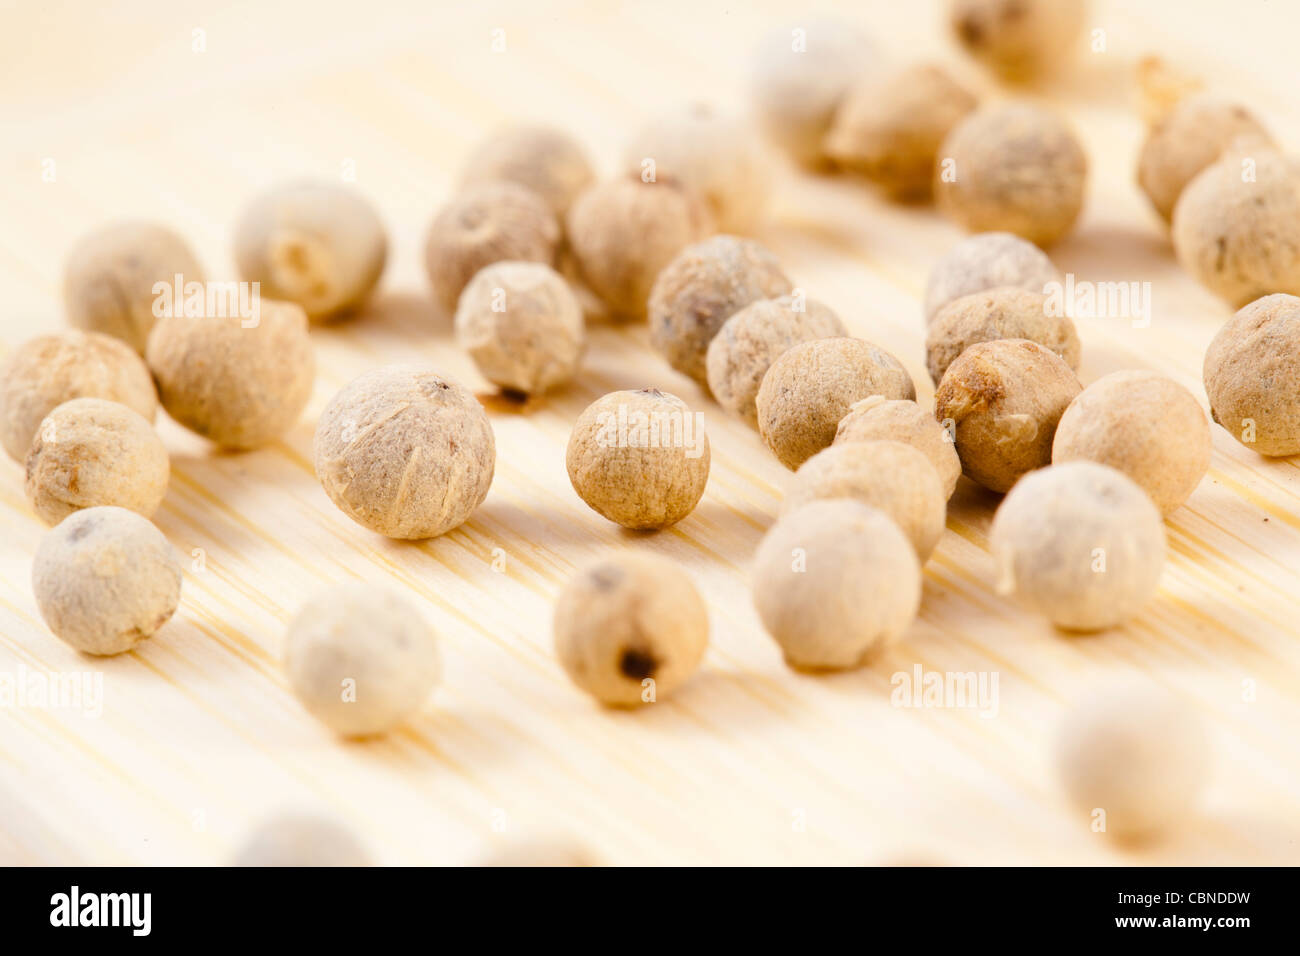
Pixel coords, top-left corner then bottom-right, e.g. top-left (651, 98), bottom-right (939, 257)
top-left (1, 0), bottom-right (1298, 865)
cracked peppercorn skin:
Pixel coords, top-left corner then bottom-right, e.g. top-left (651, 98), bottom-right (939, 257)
top-left (553, 553), bottom-right (708, 706)
top-left (1203, 293), bottom-right (1300, 456)
top-left (314, 364), bottom-right (496, 539)
top-left (934, 338), bottom-right (1081, 493)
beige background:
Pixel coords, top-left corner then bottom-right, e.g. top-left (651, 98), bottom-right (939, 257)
top-left (1, 0), bottom-right (1299, 865)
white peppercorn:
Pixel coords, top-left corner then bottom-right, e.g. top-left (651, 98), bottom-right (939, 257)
top-left (753, 499), bottom-right (921, 670)
top-left (649, 235), bottom-right (792, 386)
top-left (934, 338), bottom-right (1081, 492)
top-left (757, 337), bottom-right (916, 470)
top-left (1202, 293), bottom-right (1300, 456)
top-left (623, 105), bottom-right (772, 234)
top-left (1172, 149), bottom-right (1300, 306)
top-left (1137, 93), bottom-right (1273, 224)
top-left (424, 182), bottom-right (560, 315)
top-left (459, 124), bottom-right (595, 217)
top-left (923, 231), bottom-right (1059, 324)
top-left (706, 295), bottom-right (847, 426)
top-left (566, 174), bottom-right (711, 318)
top-left (32, 506), bottom-right (182, 655)
top-left (989, 462), bottom-right (1166, 630)
top-left (749, 18), bottom-right (876, 167)
top-left (824, 63), bottom-right (978, 200)
top-left (553, 553), bottom-right (708, 706)
top-left (1056, 684), bottom-right (1209, 840)
top-left (935, 102), bottom-right (1088, 247)
top-left (233, 181), bottom-right (387, 322)
top-left (285, 582), bottom-right (441, 737)
top-left (63, 221), bottom-right (205, 353)
top-left (782, 440), bottom-right (947, 560)
top-left (25, 398), bottom-right (169, 526)
top-left (0, 330), bottom-right (157, 463)
top-left (834, 395), bottom-right (962, 499)
top-left (926, 286), bottom-right (1080, 383)
top-left (1052, 370), bottom-right (1211, 516)
top-left (565, 388), bottom-right (709, 530)
top-left (454, 261), bottom-right (584, 395)
top-left (314, 364), bottom-right (495, 539)
top-left (146, 298), bottom-right (315, 449)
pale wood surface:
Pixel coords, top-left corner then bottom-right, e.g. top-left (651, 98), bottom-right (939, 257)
top-left (2, 0), bottom-right (1299, 865)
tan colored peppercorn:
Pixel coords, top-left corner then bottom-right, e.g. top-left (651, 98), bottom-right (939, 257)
top-left (232, 813), bottom-right (373, 867)
top-left (749, 18), bottom-right (877, 168)
top-left (1172, 149), bottom-right (1300, 307)
top-left (0, 330), bottom-right (157, 463)
top-left (314, 364), bottom-right (495, 539)
top-left (926, 286), bottom-right (1080, 383)
top-left (146, 298), bottom-right (314, 449)
top-left (835, 395), bottom-right (962, 499)
top-left (934, 338), bottom-right (1081, 493)
top-left (990, 461), bottom-right (1165, 630)
top-left (649, 235), bottom-right (792, 386)
top-left (624, 105), bottom-right (772, 234)
top-left (707, 295), bottom-right (847, 426)
top-left (757, 337), bottom-right (916, 470)
top-left (424, 182), bottom-right (560, 315)
top-left (32, 506), bottom-right (182, 656)
top-left (1203, 293), bottom-right (1300, 456)
top-left (1052, 370), bottom-right (1210, 516)
top-left (824, 64), bottom-right (978, 201)
top-left (454, 261), bottom-right (584, 395)
top-left (753, 499), bottom-right (921, 670)
top-left (233, 181), bottom-right (387, 322)
top-left (782, 440), bottom-right (946, 560)
top-left (924, 232), bottom-right (1059, 324)
top-left (459, 124), bottom-right (595, 217)
top-left (25, 398), bottom-right (168, 526)
top-left (63, 221), bottom-right (205, 353)
top-left (566, 174), bottom-right (712, 319)
top-left (565, 388), bottom-right (709, 530)
top-left (285, 582), bottom-right (441, 737)
top-left (950, 0), bottom-right (1087, 81)
top-left (1137, 93), bottom-right (1273, 224)
top-left (553, 553), bottom-right (708, 706)
top-left (935, 103), bottom-right (1088, 247)
top-left (1056, 684), bottom-right (1210, 840)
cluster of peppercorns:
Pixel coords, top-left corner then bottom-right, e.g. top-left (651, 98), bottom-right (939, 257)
top-left (6, 0), bottom-right (1300, 862)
